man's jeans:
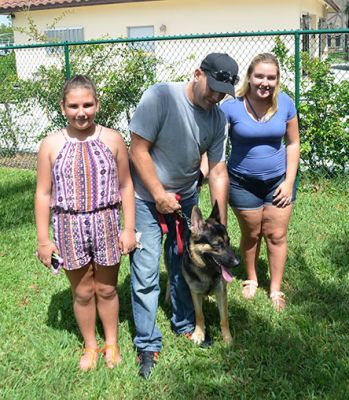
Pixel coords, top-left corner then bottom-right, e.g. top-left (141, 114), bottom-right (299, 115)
top-left (130, 194), bottom-right (198, 352)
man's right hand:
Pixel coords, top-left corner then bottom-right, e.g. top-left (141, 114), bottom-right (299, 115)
top-left (155, 192), bottom-right (181, 214)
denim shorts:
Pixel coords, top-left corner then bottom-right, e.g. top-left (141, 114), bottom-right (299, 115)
top-left (228, 171), bottom-right (297, 210)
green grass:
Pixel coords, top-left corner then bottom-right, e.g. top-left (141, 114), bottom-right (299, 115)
top-left (327, 50), bottom-right (348, 64)
top-left (1, 167), bottom-right (349, 400)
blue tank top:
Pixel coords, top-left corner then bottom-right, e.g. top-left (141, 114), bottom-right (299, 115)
top-left (220, 92), bottom-right (297, 180)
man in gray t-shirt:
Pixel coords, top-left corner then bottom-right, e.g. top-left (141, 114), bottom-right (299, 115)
top-left (129, 53), bottom-right (239, 379)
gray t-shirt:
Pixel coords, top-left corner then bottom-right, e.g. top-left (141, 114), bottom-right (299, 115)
top-left (129, 82), bottom-right (227, 201)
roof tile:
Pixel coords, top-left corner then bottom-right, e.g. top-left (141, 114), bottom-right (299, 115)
top-left (0, 1), bottom-right (102, 10)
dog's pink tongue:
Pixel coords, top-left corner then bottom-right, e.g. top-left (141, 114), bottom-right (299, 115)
top-left (221, 265), bottom-right (233, 283)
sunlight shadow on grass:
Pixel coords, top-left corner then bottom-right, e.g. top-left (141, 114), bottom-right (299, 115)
top-left (46, 288), bottom-right (78, 335)
top-left (0, 172), bottom-right (36, 230)
top-left (117, 271), bottom-right (137, 340)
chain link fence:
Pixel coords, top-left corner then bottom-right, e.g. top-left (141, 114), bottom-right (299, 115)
top-left (0, 29), bottom-right (348, 179)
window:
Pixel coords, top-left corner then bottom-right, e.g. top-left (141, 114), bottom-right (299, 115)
top-left (335, 35), bottom-right (341, 48)
top-left (45, 27), bottom-right (84, 54)
top-left (127, 26), bottom-right (155, 53)
top-left (327, 35), bottom-right (332, 48)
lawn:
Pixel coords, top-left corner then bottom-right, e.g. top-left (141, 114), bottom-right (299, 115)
top-left (0, 167), bottom-right (348, 400)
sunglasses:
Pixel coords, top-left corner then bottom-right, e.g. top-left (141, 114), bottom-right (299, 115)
top-left (205, 70), bottom-right (240, 86)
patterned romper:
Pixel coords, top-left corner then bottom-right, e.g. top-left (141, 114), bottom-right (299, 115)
top-left (51, 129), bottom-right (122, 270)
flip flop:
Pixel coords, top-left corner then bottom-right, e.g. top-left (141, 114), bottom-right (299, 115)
top-left (79, 348), bottom-right (99, 371)
top-left (242, 280), bottom-right (258, 299)
top-left (270, 291), bottom-right (286, 312)
top-left (101, 344), bottom-right (122, 368)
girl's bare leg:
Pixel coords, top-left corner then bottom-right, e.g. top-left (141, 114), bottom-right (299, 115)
top-left (65, 263), bottom-right (98, 370)
top-left (95, 263), bottom-right (122, 367)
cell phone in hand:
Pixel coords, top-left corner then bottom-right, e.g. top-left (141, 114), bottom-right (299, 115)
top-left (51, 253), bottom-right (64, 275)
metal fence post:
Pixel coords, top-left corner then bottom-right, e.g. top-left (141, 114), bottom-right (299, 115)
top-left (64, 42), bottom-right (70, 80)
top-left (294, 31), bottom-right (301, 110)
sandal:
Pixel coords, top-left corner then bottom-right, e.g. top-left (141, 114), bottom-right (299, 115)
top-left (242, 280), bottom-right (258, 299)
top-left (101, 344), bottom-right (122, 369)
top-left (270, 291), bottom-right (286, 312)
top-left (79, 348), bottom-right (99, 371)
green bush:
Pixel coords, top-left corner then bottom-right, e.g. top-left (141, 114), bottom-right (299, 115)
top-left (0, 43), bottom-right (188, 148)
top-left (16, 44), bottom-right (160, 143)
top-left (0, 14), bottom-right (179, 149)
top-left (0, 52), bottom-right (16, 84)
top-left (299, 55), bottom-right (349, 174)
top-left (273, 37), bottom-right (349, 175)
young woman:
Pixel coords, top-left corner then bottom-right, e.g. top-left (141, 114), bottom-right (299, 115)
top-left (221, 53), bottom-right (300, 311)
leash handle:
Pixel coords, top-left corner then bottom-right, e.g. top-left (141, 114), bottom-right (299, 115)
top-left (156, 193), bottom-right (181, 234)
top-left (156, 193), bottom-right (184, 255)
top-left (174, 194), bottom-right (184, 255)
top-left (157, 212), bottom-right (169, 234)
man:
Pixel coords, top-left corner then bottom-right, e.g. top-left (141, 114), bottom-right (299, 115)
top-left (129, 53), bottom-right (239, 378)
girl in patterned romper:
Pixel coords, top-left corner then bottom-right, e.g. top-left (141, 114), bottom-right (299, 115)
top-left (35, 75), bottom-right (136, 371)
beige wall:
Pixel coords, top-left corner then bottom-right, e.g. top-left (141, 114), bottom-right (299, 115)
top-left (13, 0), bottom-right (328, 44)
top-left (301, 0), bottom-right (325, 19)
top-left (301, 0), bottom-right (326, 28)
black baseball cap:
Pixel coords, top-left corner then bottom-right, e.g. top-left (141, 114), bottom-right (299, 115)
top-left (200, 53), bottom-right (239, 97)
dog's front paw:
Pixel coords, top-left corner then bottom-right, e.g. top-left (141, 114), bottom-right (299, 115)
top-left (222, 329), bottom-right (233, 344)
top-left (191, 327), bottom-right (205, 344)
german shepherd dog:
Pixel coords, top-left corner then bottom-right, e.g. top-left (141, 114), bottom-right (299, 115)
top-left (181, 201), bottom-right (240, 345)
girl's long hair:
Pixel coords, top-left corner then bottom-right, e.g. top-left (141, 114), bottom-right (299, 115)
top-left (236, 53), bottom-right (280, 119)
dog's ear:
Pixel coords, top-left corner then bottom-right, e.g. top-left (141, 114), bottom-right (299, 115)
top-left (190, 206), bottom-right (205, 235)
top-left (208, 200), bottom-right (221, 223)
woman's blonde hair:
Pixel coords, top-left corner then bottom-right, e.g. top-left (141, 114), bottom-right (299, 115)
top-left (236, 53), bottom-right (280, 119)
